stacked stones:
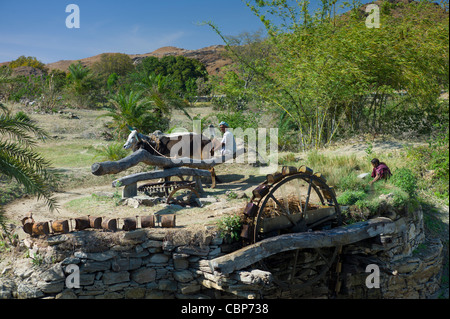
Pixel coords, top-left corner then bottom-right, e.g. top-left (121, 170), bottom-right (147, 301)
top-left (337, 204), bottom-right (445, 299)
top-left (1, 228), bottom-right (224, 299)
top-left (0, 203), bottom-right (445, 299)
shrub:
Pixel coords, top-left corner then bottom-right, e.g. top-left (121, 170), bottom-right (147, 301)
top-left (9, 56), bottom-right (47, 72)
top-left (355, 198), bottom-right (381, 215)
top-left (337, 173), bottom-right (367, 192)
top-left (94, 142), bottom-right (130, 161)
top-left (337, 190), bottom-right (367, 206)
top-left (390, 188), bottom-right (410, 208)
top-left (390, 168), bottom-right (418, 197)
top-left (216, 214), bottom-right (242, 243)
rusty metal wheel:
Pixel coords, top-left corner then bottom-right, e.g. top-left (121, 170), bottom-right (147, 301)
top-left (253, 173), bottom-right (341, 243)
top-left (166, 186), bottom-right (200, 207)
top-left (251, 172), bottom-right (342, 291)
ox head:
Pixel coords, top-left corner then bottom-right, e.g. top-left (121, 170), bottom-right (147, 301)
top-left (123, 130), bottom-right (140, 150)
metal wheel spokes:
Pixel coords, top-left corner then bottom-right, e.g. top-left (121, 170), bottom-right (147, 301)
top-left (253, 174), bottom-right (339, 243)
top-left (245, 170), bottom-right (342, 292)
top-left (166, 186), bottom-right (200, 207)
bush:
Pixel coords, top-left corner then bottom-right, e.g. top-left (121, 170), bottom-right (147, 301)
top-left (94, 143), bottom-right (130, 161)
top-left (9, 56), bottom-right (47, 72)
top-left (92, 53), bottom-right (135, 77)
top-left (337, 190), bottom-right (367, 206)
top-left (390, 168), bottom-right (418, 197)
top-left (216, 214), bottom-right (242, 243)
top-left (337, 173), bottom-right (367, 192)
top-left (390, 188), bottom-right (410, 208)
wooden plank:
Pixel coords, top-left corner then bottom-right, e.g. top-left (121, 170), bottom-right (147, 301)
top-left (112, 167), bottom-right (211, 187)
top-left (208, 217), bottom-right (395, 275)
top-left (260, 207), bottom-right (335, 234)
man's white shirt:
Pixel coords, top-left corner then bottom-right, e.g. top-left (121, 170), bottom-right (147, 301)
top-left (221, 130), bottom-right (236, 156)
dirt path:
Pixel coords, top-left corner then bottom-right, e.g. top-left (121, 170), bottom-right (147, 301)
top-left (3, 166), bottom-right (259, 230)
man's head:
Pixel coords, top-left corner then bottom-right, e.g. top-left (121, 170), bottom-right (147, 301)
top-left (219, 121), bottom-right (229, 133)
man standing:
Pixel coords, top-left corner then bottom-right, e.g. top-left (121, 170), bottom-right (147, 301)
top-left (219, 121), bottom-right (236, 158)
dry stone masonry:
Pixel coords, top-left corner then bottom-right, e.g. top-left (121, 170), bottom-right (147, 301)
top-left (0, 203), bottom-right (445, 299)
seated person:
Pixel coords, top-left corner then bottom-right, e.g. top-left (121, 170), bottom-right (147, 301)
top-left (369, 158), bottom-right (392, 185)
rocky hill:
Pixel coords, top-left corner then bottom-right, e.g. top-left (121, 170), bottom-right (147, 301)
top-left (45, 45), bottom-right (232, 76)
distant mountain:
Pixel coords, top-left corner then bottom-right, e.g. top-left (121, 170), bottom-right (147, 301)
top-left (44, 45), bottom-right (232, 75)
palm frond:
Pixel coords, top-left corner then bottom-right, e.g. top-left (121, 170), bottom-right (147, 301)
top-left (0, 154), bottom-right (59, 212)
top-left (0, 113), bottom-right (50, 147)
top-left (0, 104), bottom-right (59, 213)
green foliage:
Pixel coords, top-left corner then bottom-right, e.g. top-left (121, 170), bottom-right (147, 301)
top-left (135, 73), bottom-right (192, 121)
top-left (0, 105), bottom-right (59, 217)
top-left (429, 125), bottom-right (449, 181)
top-left (354, 197), bottom-right (382, 214)
top-left (135, 55), bottom-right (208, 93)
top-left (337, 190), bottom-right (367, 206)
top-left (390, 167), bottom-right (418, 197)
top-left (337, 173), bottom-right (367, 192)
top-left (94, 142), bottom-right (130, 161)
top-left (390, 188), bottom-right (410, 208)
top-left (216, 214), bottom-right (243, 242)
top-left (212, 0), bottom-right (449, 150)
top-left (66, 62), bottom-right (105, 107)
top-left (101, 90), bottom-right (166, 138)
top-left (67, 62), bottom-right (90, 82)
top-left (405, 122), bottom-right (449, 200)
top-left (9, 56), bottom-right (47, 72)
top-left (216, 110), bottom-right (259, 131)
top-left (92, 53), bottom-right (135, 76)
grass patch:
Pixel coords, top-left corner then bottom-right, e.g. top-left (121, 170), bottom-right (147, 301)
top-left (37, 140), bottom-right (102, 168)
top-left (64, 193), bottom-right (123, 216)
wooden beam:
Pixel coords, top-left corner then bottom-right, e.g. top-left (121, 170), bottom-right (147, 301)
top-left (91, 149), bottom-right (240, 176)
top-left (112, 167), bottom-right (211, 187)
top-left (208, 217), bottom-right (395, 275)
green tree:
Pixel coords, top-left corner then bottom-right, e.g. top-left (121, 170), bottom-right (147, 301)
top-left (92, 53), bottom-right (135, 76)
top-left (67, 62), bottom-right (104, 107)
top-left (210, 0), bottom-right (449, 150)
top-left (9, 56), bottom-right (47, 73)
top-left (135, 73), bottom-right (192, 121)
top-left (135, 55), bottom-right (208, 93)
top-left (102, 90), bottom-right (168, 138)
top-left (0, 103), bottom-right (58, 228)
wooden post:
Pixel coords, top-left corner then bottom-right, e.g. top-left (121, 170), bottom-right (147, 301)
top-left (122, 183), bottom-right (137, 199)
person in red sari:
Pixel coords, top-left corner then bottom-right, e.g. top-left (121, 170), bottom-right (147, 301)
top-left (369, 158), bottom-right (392, 185)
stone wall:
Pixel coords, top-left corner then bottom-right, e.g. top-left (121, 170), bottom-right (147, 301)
top-left (0, 204), bottom-right (445, 299)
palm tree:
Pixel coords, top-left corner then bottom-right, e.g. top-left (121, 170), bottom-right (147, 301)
top-left (68, 61), bottom-right (90, 82)
top-left (0, 103), bottom-right (58, 228)
top-left (136, 73), bottom-right (192, 121)
top-left (101, 90), bottom-right (153, 138)
top-left (67, 62), bottom-right (91, 107)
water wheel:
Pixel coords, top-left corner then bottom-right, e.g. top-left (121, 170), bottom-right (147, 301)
top-left (244, 167), bottom-right (342, 291)
top-left (166, 186), bottom-right (200, 207)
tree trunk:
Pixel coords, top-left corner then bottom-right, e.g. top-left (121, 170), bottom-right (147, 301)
top-left (91, 149), bottom-right (230, 176)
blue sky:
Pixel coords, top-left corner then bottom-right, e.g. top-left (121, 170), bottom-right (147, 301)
top-left (0, 0), bottom-right (371, 64)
